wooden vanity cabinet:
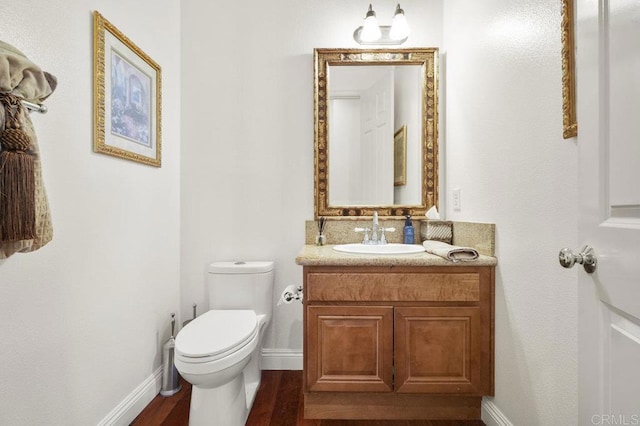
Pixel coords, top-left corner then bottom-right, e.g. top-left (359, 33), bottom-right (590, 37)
top-left (303, 265), bottom-right (495, 420)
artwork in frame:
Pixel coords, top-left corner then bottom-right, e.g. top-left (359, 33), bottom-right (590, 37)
top-left (561, 0), bottom-right (577, 139)
top-left (93, 11), bottom-right (162, 167)
top-left (394, 125), bottom-right (407, 186)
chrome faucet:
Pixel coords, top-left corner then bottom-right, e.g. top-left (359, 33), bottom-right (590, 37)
top-left (371, 211), bottom-right (379, 244)
top-left (354, 211), bottom-right (395, 244)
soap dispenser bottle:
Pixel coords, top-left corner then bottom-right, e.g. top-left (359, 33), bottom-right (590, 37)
top-left (403, 215), bottom-right (415, 244)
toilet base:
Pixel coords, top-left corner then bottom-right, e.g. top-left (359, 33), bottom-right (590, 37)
top-left (180, 316), bottom-right (268, 425)
top-left (189, 373), bottom-right (247, 426)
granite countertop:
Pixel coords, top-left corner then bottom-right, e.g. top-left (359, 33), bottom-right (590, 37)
top-left (296, 245), bottom-right (498, 267)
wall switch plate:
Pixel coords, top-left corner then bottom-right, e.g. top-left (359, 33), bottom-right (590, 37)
top-left (452, 188), bottom-right (461, 211)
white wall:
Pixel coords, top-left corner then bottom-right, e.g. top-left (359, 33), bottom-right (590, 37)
top-left (180, 0), bottom-right (443, 355)
top-left (443, 1), bottom-right (578, 425)
top-left (329, 97), bottom-right (361, 205)
top-left (0, 1), bottom-right (181, 425)
top-left (394, 65), bottom-right (422, 205)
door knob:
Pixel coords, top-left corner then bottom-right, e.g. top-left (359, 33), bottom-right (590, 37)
top-left (559, 245), bottom-right (597, 273)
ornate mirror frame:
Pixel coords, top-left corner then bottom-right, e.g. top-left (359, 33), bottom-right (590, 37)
top-left (314, 48), bottom-right (439, 218)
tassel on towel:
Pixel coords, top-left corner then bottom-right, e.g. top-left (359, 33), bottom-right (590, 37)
top-left (0, 93), bottom-right (36, 241)
top-left (423, 240), bottom-right (479, 262)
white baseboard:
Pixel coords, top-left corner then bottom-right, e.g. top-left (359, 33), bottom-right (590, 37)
top-left (98, 349), bottom-right (300, 425)
top-left (97, 359), bottom-right (507, 425)
top-left (482, 399), bottom-right (513, 426)
top-left (98, 367), bottom-right (162, 426)
top-left (261, 348), bottom-right (303, 370)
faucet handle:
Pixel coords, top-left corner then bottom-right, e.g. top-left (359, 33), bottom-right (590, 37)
top-left (379, 227), bottom-right (396, 244)
top-left (354, 227), bottom-right (370, 244)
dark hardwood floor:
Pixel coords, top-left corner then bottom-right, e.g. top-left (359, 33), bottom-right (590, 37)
top-left (131, 370), bottom-right (486, 426)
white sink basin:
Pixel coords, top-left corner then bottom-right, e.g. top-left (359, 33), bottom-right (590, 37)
top-left (333, 243), bottom-right (425, 255)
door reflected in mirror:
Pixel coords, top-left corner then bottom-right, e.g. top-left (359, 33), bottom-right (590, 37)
top-left (314, 48), bottom-right (439, 218)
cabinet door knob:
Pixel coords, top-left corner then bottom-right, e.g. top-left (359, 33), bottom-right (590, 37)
top-left (559, 245), bottom-right (597, 273)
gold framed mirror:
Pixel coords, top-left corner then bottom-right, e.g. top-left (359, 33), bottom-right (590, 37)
top-left (314, 48), bottom-right (439, 218)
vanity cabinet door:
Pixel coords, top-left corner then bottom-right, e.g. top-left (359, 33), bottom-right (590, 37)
top-left (394, 307), bottom-right (483, 394)
top-left (306, 305), bottom-right (394, 392)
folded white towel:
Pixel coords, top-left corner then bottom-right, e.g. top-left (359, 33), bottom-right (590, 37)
top-left (423, 240), bottom-right (479, 262)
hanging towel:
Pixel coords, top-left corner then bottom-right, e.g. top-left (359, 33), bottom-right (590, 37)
top-left (0, 40), bottom-right (57, 259)
top-left (423, 240), bottom-right (479, 262)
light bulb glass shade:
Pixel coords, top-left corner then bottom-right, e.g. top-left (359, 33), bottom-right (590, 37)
top-left (361, 5), bottom-right (381, 42)
top-left (390, 4), bottom-right (410, 40)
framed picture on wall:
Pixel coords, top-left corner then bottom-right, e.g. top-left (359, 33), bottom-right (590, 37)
top-left (394, 125), bottom-right (407, 186)
top-left (93, 11), bottom-right (162, 167)
top-left (561, 0), bottom-right (577, 139)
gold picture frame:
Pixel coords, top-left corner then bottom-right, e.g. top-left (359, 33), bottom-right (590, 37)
top-left (561, 0), bottom-right (577, 139)
top-left (93, 11), bottom-right (162, 167)
top-left (394, 125), bottom-right (407, 186)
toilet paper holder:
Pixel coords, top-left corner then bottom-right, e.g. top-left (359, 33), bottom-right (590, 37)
top-left (282, 285), bottom-right (303, 303)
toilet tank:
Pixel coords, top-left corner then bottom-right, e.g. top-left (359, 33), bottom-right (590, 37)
top-left (207, 261), bottom-right (274, 320)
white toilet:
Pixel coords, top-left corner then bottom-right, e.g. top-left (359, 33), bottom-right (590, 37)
top-left (174, 261), bottom-right (274, 426)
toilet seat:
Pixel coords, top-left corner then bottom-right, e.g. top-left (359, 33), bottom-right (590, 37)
top-left (175, 310), bottom-right (258, 363)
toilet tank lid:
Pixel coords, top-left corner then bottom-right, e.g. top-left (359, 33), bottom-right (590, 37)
top-left (208, 261), bottom-right (274, 274)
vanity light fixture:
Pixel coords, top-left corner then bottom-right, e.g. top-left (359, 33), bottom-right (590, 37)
top-left (360, 4), bottom-right (382, 42)
top-left (353, 3), bottom-right (410, 45)
top-left (390, 4), bottom-right (410, 40)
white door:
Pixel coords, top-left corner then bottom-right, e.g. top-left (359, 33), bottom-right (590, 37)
top-left (574, 0), bottom-right (640, 424)
top-left (360, 69), bottom-right (394, 205)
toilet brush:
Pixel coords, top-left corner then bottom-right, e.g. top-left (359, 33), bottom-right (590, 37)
top-left (160, 313), bottom-right (182, 397)
top-left (182, 303), bottom-right (197, 327)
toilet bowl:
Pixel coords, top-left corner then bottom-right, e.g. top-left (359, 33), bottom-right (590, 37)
top-left (175, 310), bottom-right (266, 425)
top-left (174, 261), bottom-right (274, 426)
